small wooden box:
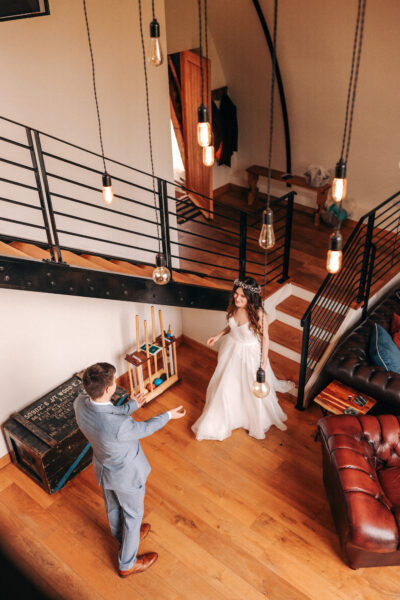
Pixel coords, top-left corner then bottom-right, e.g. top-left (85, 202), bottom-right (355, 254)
top-left (2, 375), bottom-right (128, 494)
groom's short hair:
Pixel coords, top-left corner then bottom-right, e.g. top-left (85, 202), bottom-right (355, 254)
top-left (83, 362), bottom-right (116, 399)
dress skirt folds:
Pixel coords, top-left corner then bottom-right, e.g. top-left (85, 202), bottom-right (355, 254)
top-left (192, 317), bottom-right (293, 441)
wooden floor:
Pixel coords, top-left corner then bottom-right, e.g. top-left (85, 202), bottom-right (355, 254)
top-left (1, 342), bottom-right (400, 600)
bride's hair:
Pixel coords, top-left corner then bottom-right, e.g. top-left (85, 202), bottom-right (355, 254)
top-left (226, 277), bottom-right (266, 337)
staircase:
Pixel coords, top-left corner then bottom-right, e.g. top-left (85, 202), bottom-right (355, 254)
top-left (0, 114), bottom-right (295, 311)
top-left (296, 190), bottom-right (400, 409)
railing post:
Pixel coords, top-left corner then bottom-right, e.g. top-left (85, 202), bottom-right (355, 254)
top-left (362, 243), bottom-right (376, 320)
top-left (296, 312), bottom-right (311, 411)
top-left (239, 211), bottom-right (247, 279)
top-left (33, 131), bottom-right (62, 262)
top-left (26, 128), bottom-right (55, 261)
top-left (158, 178), bottom-right (172, 270)
top-left (278, 191), bottom-right (294, 283)
top-left (357, 212), bottom-right (375, 303)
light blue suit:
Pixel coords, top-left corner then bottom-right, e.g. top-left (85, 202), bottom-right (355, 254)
top-left (74, 393), bottom-right (169, 571)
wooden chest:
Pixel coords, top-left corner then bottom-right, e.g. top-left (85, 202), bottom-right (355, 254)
top-left (2, 375), bottom-right (128, 494)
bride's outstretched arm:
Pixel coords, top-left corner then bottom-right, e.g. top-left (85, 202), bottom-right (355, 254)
top-left (207, 325), bottom-right (231, 347)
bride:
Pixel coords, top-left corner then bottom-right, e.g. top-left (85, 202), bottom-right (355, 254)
top-left (192, 277), bottom-right (293, 441)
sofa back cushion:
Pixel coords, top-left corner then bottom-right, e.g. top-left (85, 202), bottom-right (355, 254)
top-left (391, 313), bottom-right (400, 350)
top-left (369, 323), bottom-right (400, 374)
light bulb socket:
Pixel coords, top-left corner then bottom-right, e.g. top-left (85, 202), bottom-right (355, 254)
top-left (102, 173), bottom-right (112, 187)
top-left (334, 160), bottom-right (347, 180)
top-left (263, 208), bottom-right (273, 225)
top-left (256, 368), bottom-right (266, 383)
top-left (329, 230), bottom-right (343, 252)
top-left (197, 104), bottom-right (209, 123)
top-left (150, 19), bottom-right (160, 38)
top-left (155, 253), bottom-right (166, 268)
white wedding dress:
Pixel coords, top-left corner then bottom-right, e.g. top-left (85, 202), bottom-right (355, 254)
top-left (192, 316), bottom-right (294, 441)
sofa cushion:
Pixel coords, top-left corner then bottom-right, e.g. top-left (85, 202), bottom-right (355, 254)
top-left (378, 467), bottom-right (400, 530)
top-left (378, 467), bottom-right (400, 508)
top-left (391, 313), bottom-right (400, 350)
top-left (369, 323), bottom-right (400, 374)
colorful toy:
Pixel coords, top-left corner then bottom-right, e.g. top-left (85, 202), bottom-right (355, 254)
top-left (125, 306), bottom-right (179, 404)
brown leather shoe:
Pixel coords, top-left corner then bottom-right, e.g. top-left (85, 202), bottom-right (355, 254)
top-left (140, 522), bottom-right (151, 542)
top-left (119, 552), bottom-right (158, 577)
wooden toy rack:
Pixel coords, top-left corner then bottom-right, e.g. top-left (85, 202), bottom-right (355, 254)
top-left (125, 307), bottom-right (179, 403)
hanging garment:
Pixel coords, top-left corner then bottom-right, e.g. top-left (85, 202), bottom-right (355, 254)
top-left (212, 92), bottom-right (238, 167)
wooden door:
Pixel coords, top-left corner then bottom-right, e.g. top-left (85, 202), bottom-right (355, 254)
top-left (180, 50), bottom-right (213, 219)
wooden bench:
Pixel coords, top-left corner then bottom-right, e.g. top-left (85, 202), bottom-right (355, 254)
top-left (246, 165), bottom-right (331, 226)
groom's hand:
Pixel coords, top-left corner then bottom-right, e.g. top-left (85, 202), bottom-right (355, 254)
top-left (169, 405), bottom-right (186, 419)
top-left (133, 392), bottom-right (147, 407)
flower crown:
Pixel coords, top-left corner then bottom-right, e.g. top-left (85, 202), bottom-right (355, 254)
top-left (233, 279), bottom-right (261, 294)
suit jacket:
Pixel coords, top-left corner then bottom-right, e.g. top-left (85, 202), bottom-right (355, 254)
top-left (74, 393), bottom-right (169, 491)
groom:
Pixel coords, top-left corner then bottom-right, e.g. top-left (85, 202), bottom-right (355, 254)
top-left (74, 362), bottom-right (185, 577)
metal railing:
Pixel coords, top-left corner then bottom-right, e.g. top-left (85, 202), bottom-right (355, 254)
top-left (296, 190), bottom-right (400, 410)
top-left (0, 114), bottom-right (295, 291)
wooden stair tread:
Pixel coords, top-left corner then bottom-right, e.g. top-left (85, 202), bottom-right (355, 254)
top-left (110, 259), bottom-right (153, 278)
top-left (269, 321), bottom-right (302, 353)
top-left (276, 295), bottom-right (310, 321)
top-left (58, 250), bottom-right (106, 270)
top-left (10, 241), bottom-right (51, 260)
top-left (81, 254), bottom-right (134, 274)
top-left (269, 349), bottom-right (299, 386)
top-left (1, 241), bottom-right (39, 259)
top-left (277, 294), bottom-right (340, 334)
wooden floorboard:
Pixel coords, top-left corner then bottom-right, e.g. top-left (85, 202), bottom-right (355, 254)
top-left (0, 342), bottom-right (398, 599)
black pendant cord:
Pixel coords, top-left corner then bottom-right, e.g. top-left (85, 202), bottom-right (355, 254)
top-left (340, 0), bottom-right (367, 163)
top-left (266, 0), bottom-right (278, 209)
top-left (343, 0), bottom-right (367, 163)
top-left (260, 0), bottom-right (278, 372)
top-left (204, 0), bottom-right (209, 111)
top-left (138, 0), bottom-right (161, 253)
top-left (336, 0), bottom-right (366, 236)
top-left (198, 0), bottom-right (204, 106)
top-left (82, 0), bottom-right (107, 174)
top-left (152, 0), bottom-right (155, 20)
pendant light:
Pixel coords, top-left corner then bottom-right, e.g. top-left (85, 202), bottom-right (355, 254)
top-left (149, 1), bottom-right (163, 66)
top-left (258, 207), bottom-right (275, 250)
top-left (202, 0), bottom-right (214, 166)
top-left (257, 0), bottom-right (278, 250)
top-left (83, 0), bottom-right (114, 205)
top-left (139, 0), bottom-right (171, 284)
top-left (332, 159), bottom-right (347, 203)
top-left (252, 0), bottom-right (278, 400)
top-left (252, 367), bottom-right (270, 399)
top-left (326, 230), bottom-right (343, 274)
top-left (202, 143), bottom-right (215, 167)
top-left (326, 0), bottom-right (366, 274)
top-left (197, 0), bottom-right (212, 149)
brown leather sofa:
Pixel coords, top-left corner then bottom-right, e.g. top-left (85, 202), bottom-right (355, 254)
top-left (318, 414), bottom-right (400, 569)
top-left (318, 288), bottom-right (400, 413)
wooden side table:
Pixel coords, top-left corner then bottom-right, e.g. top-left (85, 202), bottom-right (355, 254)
top-left (313, 380), bottom-right (376, 440)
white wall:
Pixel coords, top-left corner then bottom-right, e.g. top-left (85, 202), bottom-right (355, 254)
top-left (166, 0), bottom-right (400, 219)
top-left (0, 287), bottom-right (182, 457)
top-left (0, 0), bottom-right (179, 264)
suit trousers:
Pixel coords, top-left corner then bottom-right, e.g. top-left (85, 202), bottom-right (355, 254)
top-left (103, 485), bottom-right (146, 571)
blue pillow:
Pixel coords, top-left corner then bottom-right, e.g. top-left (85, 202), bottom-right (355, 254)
top-left (369, 323), bottom-right (400, 374)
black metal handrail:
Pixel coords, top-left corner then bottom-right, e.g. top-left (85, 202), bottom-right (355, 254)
top-left (296, 190), bottom-right (400, 410)
top-left (0, 114), bottom-right (295, 290)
